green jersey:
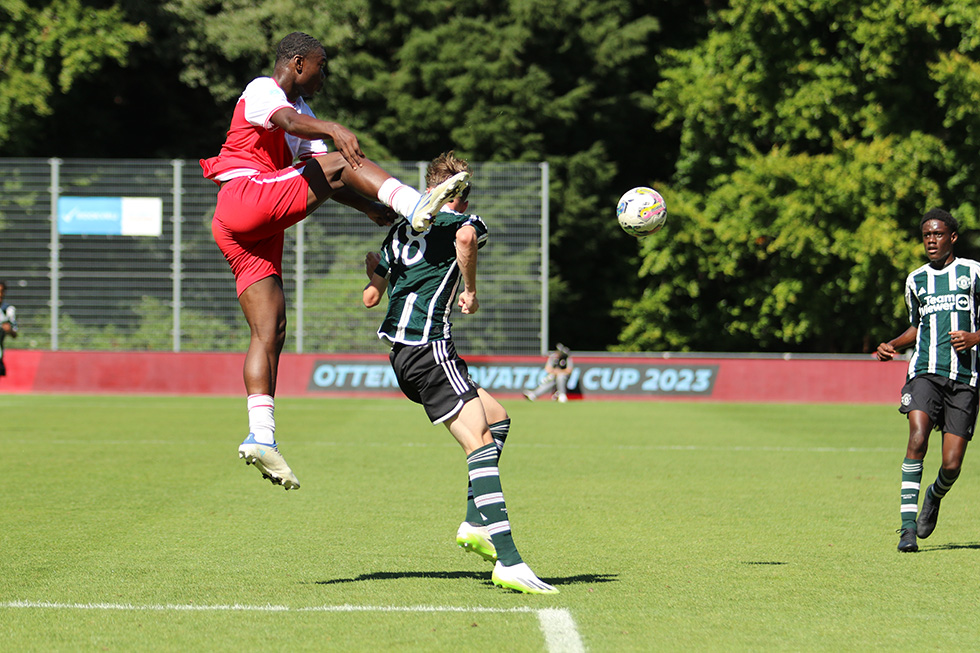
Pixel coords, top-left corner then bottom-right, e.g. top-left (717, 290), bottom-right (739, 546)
top-left (374, 211), bottom-right (488, 345)
top-left (905, 257), bottom-right (980, 386)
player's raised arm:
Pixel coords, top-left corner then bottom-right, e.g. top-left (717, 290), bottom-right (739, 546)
top-left (456, 225), bottom-right (479, 315)
top-left (270, 108), bottom-right (364, 169)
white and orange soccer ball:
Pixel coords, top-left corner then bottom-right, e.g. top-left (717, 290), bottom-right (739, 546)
top-left (616, 187), bottom-right (667, 237)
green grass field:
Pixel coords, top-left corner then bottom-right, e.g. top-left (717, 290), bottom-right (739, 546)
top-left (2, 395), bottom-right (980, 651)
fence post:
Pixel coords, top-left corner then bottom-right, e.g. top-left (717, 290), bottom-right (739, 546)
top-left (49, 157), bottom-right (61, 351)
top-left (539, 161), bottom-right (550, 356)
top-left (172, 159), bottom-right (184, 352)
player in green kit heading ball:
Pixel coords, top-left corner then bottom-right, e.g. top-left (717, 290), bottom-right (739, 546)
top-left (877, 209), bottom-right (980, 552)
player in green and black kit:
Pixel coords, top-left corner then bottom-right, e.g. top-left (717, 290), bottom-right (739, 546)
top-left (877, 208), bottom-right (980, 552)
top-left (362, 151), bottom-right (557, 594)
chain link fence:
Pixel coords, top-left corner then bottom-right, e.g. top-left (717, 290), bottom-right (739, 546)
top-left (0, 158), bottom-right (548, 356)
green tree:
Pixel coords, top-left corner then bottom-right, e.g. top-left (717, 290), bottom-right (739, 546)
top-left (0, 0), bottom-right (148, 153)
top-left (617, 0), bottom-right (980, 353)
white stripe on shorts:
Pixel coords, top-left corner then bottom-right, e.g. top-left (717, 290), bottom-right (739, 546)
top-left (248, 167), bottom-right (303, 184)
top-left (432, 399), bottom-right (464, 425)
top-left (433, 340), bottom-right (469, 394)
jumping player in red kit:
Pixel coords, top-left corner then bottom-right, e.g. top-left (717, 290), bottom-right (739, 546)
top-left (201, 31), bottom-right (469, 490)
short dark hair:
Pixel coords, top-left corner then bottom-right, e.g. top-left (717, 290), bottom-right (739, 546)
top-left (921, 208), bottom-right (958, 233)
top-left (275, 32), bottom-right (323, 66)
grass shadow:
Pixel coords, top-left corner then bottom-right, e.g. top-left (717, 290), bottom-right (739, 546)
top-left (917, 541), bottom-right (980, 552)
top-left (312, 571), bottom-right (618, 586)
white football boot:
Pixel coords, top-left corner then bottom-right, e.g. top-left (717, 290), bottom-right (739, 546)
top-left (238, 434), bottom-right (300, 490)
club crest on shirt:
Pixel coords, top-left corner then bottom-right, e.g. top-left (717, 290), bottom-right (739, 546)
top-left (958, 275), bottom-right (970, 290)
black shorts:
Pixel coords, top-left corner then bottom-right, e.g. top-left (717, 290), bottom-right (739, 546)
top-left (899, 374), bottom-right (980, 440)
top-left (389, 339), bottom-right (480, 424)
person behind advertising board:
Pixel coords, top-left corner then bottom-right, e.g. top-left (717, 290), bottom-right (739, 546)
top-left (523, 343), bottom-right (573, 402)
top-left (875, 208), bottom-right (980, 552)
top-left (200, 31), bottom-right (470, 490)
top-left (361, 151), bottom-right (558, 594)
top-left (0, 281), bottom-right (18, 378)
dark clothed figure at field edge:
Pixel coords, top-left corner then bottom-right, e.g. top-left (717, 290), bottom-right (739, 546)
top-left (0, 281), bottom-right (18, 378)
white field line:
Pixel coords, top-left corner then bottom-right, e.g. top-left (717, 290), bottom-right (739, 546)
top-left (0, 601), bottom-right (585, 653)
top-left (537, 608), bottom-right (586, 653)
top-left (42, 439), bottom-right (894, 454)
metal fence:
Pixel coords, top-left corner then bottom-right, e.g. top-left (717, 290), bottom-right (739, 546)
top-left (0, 158), bottom-right (548, 356)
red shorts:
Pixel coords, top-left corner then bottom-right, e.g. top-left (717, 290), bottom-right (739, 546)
top-left (211, 166), bottom-right (310, 296)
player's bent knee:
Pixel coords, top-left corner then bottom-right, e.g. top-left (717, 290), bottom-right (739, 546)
top-left (303, 156), bottom-right (340, 199)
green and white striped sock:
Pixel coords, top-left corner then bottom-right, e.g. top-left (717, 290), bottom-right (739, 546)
top-left (465, 419), bottom-right (510, 524)
top-left (931, 466), bottom-right (960, 500)
top-left (901, 457), bottom-right (923, 530)
top-left (468, 443), bottom-right (522, 566)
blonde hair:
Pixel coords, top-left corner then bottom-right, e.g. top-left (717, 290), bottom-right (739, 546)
top-left (425, 151), bottom-right (470, 189)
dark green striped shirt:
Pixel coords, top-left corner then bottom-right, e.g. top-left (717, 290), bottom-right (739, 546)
top-left (905, 257), bottom-right (980, 386)
top-left (374, 211), bottom-right (488, 345)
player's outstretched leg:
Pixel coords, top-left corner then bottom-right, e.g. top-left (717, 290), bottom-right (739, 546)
top-left (238, 434), bottom-right (300, 490)
top-left (410, 171), bottom-right (471, 231)
top-left (523, 379), bottom-right (554, 401)
top-left (456, 522), bottom-right (497, 563)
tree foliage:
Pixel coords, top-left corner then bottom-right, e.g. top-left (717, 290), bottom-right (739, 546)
top-left (0, 0), bottom-right (148, 152)
top-left (615, 0), bottom-right (980, 353)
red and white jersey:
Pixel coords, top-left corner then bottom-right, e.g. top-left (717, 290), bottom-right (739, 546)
top-left (200, 77), bottom-right (329, 182)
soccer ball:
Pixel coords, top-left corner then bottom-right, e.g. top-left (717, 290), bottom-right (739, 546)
top-left (616, 187), bottom-right (667, 237)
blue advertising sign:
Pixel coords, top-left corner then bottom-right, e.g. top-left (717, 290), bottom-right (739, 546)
top-left (58, 197), bottom-right (162, 236)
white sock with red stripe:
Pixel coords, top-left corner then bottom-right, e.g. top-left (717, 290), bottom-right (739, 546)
top-left (378, 178), bottom-right (422, 218)
top-left (247, 394), bottom-right (276, 445)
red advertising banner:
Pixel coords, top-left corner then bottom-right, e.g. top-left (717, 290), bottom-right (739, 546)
top-left (0, 350), bottom-right (909, 403)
